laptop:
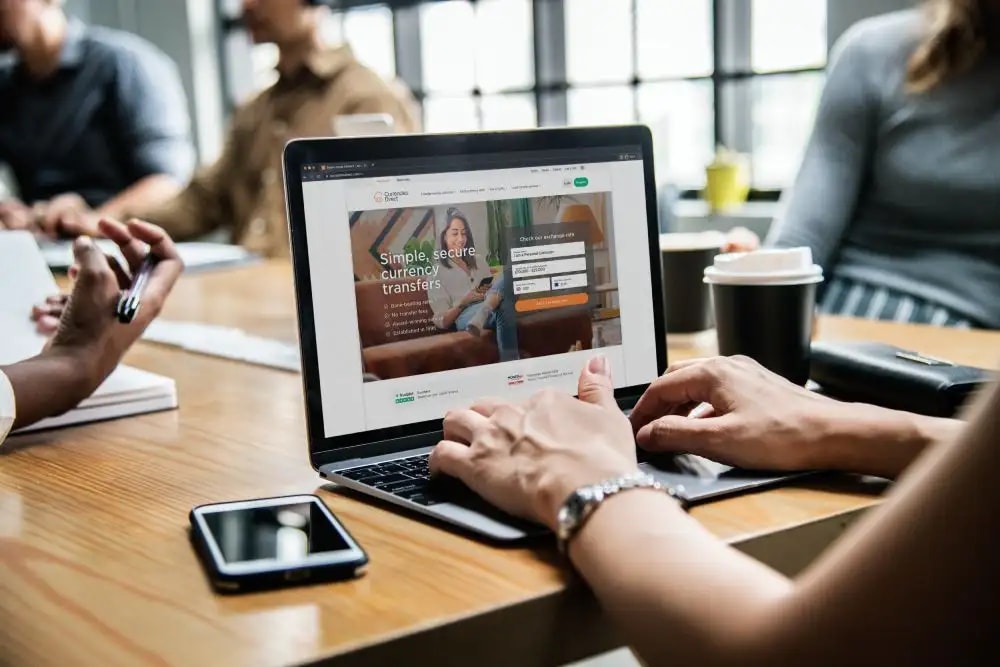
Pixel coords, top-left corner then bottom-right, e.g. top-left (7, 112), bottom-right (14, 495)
top-left (282, 126), bottom-right (803, 542)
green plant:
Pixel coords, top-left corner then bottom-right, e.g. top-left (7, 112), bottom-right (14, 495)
top-left (486, 200), bottom-right (508, 266)
top-left (535, 194), bottom-right (579, 213)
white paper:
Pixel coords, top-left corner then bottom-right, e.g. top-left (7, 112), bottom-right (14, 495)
top-left (143, 319), bottom-right (300, 372)
top-left (38, 240), bottom-right (255, 272)
top-left (0, 231), bottom-right (58, 365)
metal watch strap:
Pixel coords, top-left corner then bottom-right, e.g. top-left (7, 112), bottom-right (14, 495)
top-left (556, 471), bottom-right (688, 554)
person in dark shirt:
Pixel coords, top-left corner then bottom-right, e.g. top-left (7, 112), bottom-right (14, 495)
top-left (23, 0), bottom-right (419, 258)
top-left (0, 0), bottom-right (194, 233)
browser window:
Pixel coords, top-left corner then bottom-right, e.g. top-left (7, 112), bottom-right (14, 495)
top-left (299, 147), bottom-right (658, 437)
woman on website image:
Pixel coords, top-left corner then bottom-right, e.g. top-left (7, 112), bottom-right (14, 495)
top-left (427, 207), bottom-right (520, 362)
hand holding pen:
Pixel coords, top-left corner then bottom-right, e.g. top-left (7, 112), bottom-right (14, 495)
top-left (32, 221), bottom-right (180, 334)
top-left (34, 218), bottom-right (184, 399)
top-left (116, 254), bottom-right (159, 324)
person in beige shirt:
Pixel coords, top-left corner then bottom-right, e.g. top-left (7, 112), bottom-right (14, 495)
top-left (47, 0), bottom-right (418, 257)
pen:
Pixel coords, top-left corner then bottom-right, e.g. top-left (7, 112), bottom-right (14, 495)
top-left (115, 254), bottom-right (158, 324)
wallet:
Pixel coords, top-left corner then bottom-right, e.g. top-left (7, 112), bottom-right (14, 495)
top-left (810, 341), bottom-right (994, 418)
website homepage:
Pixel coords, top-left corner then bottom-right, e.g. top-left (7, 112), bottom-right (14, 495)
top-left (301, 154), bottom-right (658, 438)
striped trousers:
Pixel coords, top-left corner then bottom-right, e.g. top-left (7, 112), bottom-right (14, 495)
top-left (820, 276), bottom-right (974, 329)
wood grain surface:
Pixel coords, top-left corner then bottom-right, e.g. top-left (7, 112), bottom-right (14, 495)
top-left (1, 261), bottom-right (995, 667)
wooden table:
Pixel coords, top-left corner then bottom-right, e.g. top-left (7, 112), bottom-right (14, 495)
top-left (2, 262), bottom-right (996, 667)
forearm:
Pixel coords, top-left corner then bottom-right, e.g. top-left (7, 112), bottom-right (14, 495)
top-left (812, 402), bottom-right (962, 479)
top-left (2, 352), bottom-right (96, 430)
top-left (97, 175), bottom-right (183, 220)
top-left (138, 179), bottom-right (222, 241)
top-left (569, 490), bottom-right (792, 666)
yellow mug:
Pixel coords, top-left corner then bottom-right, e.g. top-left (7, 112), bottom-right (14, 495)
top-left (704, 160), bottom-right (749, 212)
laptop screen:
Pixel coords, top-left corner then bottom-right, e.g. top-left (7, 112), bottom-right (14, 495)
top-left (297, 143), bottom-right (660, 439)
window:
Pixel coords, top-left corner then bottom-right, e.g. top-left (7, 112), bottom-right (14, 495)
top-left (218, 0), bottom-right (828, 194)
top-left (419, 0), bottom-right (536, 130)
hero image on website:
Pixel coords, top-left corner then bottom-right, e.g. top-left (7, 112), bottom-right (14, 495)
top-left (349, 193), bottom-right (622, 383)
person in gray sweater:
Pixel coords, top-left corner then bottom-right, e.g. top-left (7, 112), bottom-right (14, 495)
top-left (767, 1), bottom-right (1000, 329)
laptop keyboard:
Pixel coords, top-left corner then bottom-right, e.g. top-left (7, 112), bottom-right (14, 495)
top-left (338, 454), bottom-right (457, 506)
top-left (336, 453), bottom-right (546, 535)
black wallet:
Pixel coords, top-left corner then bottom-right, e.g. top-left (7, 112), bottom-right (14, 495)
top-left (810, 341), bottom-right (994, 418)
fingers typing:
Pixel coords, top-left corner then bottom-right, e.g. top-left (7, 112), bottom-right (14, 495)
top-left (429, 440), bottom-right (474, 482)
top-left (629, 363), bottom-right (722, 433)
top-left (635, 414), bottom-right (726, 454)
top-left (442, 408), bottom-right (489, 445)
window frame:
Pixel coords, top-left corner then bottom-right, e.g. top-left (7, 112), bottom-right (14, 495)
top-left (216, 0), bottom-right (826, 199)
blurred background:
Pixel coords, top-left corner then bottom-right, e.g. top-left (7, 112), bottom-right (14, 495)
top-left (22, 0), bottom-right (911, 229)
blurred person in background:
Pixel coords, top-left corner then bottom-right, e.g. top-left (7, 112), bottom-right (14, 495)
top-left (44, 0), bottom-right (419, 258)
top-left (0, 0), bottom-right (194, 233)
top-left (744, 0), bottom-right (1000, 329)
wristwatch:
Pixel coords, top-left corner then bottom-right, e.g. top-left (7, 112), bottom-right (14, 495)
top-left (556, 471), bottom-right (688, 554)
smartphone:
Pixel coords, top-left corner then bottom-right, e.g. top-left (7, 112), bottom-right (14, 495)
top-left (478, 276), bottom-right (494, 289)
top-left (189, 494), bottom-right (368, 594)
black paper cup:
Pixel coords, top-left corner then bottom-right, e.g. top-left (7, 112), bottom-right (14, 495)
top-left (705, 248), bottom-right (823, 386)
top-left (660, 233), bottom-right (724, 335)
top-left (711, 282), bottom-right (818, 385)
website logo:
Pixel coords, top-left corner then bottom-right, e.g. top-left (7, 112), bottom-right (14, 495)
top-left (374, 190), bottom-right (409, 204)
top-left (394, 392), bottom-right (415, 404)
top-left (507, 374), bottom-right (525, 386)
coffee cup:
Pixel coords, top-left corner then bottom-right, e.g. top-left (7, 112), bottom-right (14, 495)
top-left (704, 248), bottom-right (823, 385)
top-left (660, 232), bottom-right (725, 338)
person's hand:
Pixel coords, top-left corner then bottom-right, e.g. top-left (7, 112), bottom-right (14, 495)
top-left (34, 193), bottom-right (103, 238)
top-left (429, 357), bottom-right (639, 528)
top-left (45, 218), bottom-right (183, 392)
top-left (460, 286), bottom-right (488, 308)
top-left (629, 356), bottom-right (846, 471)
top-left (31, 294), bottom-right (70, 335)
top-left (0, 198), bottom-right (33, 230)
top-left (721, 226), bottom-right (760, 253)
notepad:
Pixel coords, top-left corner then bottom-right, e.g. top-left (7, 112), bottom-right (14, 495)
top-left (0, 231), bottom-right (178, 434)
top-left (38, 239), bottom-right (258, 274)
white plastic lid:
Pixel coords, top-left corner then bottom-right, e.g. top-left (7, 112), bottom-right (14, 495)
top-left (659, 231), bottom-right (726, 252)
top-left (704, 247), bottom-right (823, 286)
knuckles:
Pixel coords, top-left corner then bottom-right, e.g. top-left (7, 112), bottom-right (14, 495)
top-left (74, 263), bottom-right (109, 285)
top-left (532, 387), bottom-right (564, 408)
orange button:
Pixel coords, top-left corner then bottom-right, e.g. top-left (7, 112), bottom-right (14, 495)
top-left (515, 292), bottom-right (589, 313)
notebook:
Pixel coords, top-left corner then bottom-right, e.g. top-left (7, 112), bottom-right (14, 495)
top-left (0, 231), bottom-right (178, 434)
top-left (38, 239), bottom-right (258, 274)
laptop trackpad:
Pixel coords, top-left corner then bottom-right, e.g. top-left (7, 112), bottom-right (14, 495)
top-left (640, 452), bottom-right (801, 503)
top-left (639, 452), bottom-right (734, 478)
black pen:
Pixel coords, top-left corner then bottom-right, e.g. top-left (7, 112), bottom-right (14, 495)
top-left (116, 254), bottom-right (158, 324)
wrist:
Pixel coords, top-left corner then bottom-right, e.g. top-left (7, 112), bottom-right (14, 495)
top-left (540, 461), bottom-right (641, 530)
top-left (43, 343), bottom-right (106, 398)
top-left (4, 350), bottom-right (101, 429)
top-left (811, 402), bottom-right (946, 478)
top-left (563, 482), bottom-right (688, 562)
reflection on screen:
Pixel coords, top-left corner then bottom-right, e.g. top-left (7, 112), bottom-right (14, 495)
top-left (203, 502), bottom-right (350, 565)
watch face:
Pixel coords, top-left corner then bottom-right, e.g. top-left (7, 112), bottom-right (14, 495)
top-left (572, 487), bottom-right (602, 513)
top-left (559, 486), bottom-right (601, 531)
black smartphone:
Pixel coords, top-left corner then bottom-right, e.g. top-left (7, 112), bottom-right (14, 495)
top-left (189, 494), bottom-right (368, 594)
top-left (478, 276), bottom-right (494, 289)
